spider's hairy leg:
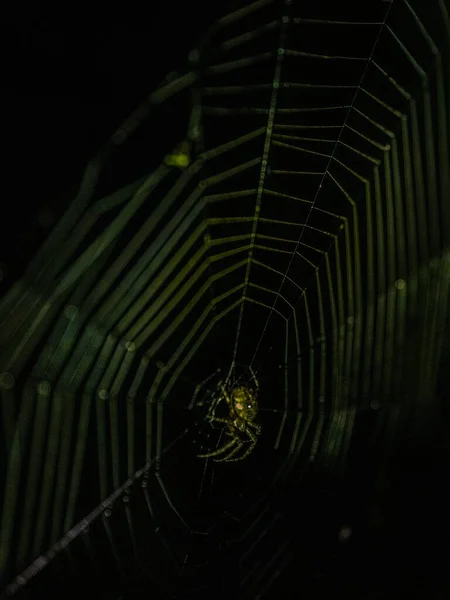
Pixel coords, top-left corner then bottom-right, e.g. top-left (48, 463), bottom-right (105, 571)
top-left (218, 382), bottom-right (232, 409)
top-left (223, 441), bottom-right (256, 462)
top-left (197, 438), bottom-right (237, 459)
top-left (245, 427), bottom-right (259, 443)
top-left (221, 425), bottom-right (259, 462)
top-left (247, 421), bottom-right (262, 434)
top-left (217, 423), bottom-right (260, 462)
top-left (206, 391), bottom-right (221, 420)
top-left (206, 380), bottom-right (228, 421)
top-left (214, 440), bottom-right (244, 462)
top-left (208, 416), bottom-right (229, 426)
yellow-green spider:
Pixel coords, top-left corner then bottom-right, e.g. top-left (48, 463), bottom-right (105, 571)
top-left (197, 382), bottom-right (261, 462)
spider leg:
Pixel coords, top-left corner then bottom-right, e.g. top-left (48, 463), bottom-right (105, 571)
top-left (247, 422), bottom-right (261, 435)
top-left (206, 384), bottom-right (226, 420)
top-left (223, 441), bottom-right (256, 462)
top-left (218, 382), bottom-right (233, 412)
top-left (214, 440), bottom-right (244, 462)
top-left (209, 416), bottom-right (230, 426)
top-left (197, 438), bottom-right (237, 459)
top-left (222, 425), bottom-right (259, 462)
top-left (245, 427), bottom-right (259, 443)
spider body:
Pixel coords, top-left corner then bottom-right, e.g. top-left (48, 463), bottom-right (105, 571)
top-left (197, 381), bottom-right (261, 462)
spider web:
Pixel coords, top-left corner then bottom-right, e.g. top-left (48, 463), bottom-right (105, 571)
top-left (1, 0), bottom-right (450, 598)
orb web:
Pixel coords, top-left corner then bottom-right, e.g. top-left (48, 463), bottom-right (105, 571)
top-left (1, 0), bottom-right (450, 598)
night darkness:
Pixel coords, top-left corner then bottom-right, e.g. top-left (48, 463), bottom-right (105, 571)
top-left (2, 1), bottom-right (450, 599)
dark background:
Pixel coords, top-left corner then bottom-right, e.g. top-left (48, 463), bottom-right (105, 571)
top-left (2, 1), bottom-right (219, 285)
top-left (2, 2), bottom-right (450, 598)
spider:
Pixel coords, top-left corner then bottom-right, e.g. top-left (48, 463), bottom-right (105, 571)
top-left (197, 380), bottom-right (262, 462)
